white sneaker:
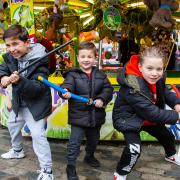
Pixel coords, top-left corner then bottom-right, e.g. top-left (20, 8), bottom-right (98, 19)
top-left (37, 169), bottom-right (54, 180)
top-left (114, 172), bottom-right (127, 180)
top-left (1, 149), bottom-right (25, 159)
top-left (165, 154), bottom-right (180, 166)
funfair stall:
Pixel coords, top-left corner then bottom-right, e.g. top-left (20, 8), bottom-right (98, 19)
top-left (0, 0), bottom-right (180, 141)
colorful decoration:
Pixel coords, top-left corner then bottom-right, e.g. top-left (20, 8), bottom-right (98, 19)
top-left (79, 31), bottom-right (99, 42)
top-left (40, 5), bottom-right (63, 42)
top-left (103, 6), bottom-right (121, 30)
top-left (0, 9), bottom-right (8, 31)
top-left (104, 51), bottom-right (112, 59)
top-left (10, 0), bottom-right (36, 43)
top-left (140, 35), bottom-right (153, 51)
top-left (144, 0), bottom-right (179, 29)
top-left (0, 0), bottom-right (9, 39)
top-left (0, 0), bottom-right (8, 10)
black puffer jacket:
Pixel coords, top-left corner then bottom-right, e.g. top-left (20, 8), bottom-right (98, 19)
top-left (0, 52), bottom-right (52, 121)
top-left (113, 67), bottom-right (180, 132)
top-left (60, 67), bottom-right (113, 127)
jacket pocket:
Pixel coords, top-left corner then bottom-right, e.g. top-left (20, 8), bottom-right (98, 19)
top-left (113, 114), bottom-right (143, 132)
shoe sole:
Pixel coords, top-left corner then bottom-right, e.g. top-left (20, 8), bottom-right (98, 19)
top-left (67, 178), bottom-right (79, 180)
top-left (1, 155), bottom-right (25, 159)
top-left (165, 158), bottom-right (180, 166)
top-left (67, 175), bottom-right (79, 180)
top-left (83, 160), bottom-right (100, 168)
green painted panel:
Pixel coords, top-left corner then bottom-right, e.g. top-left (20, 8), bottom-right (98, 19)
top-left (172, 12), bottom-right (180, 17)
top-left (166, 70), bottom-right (180, 78)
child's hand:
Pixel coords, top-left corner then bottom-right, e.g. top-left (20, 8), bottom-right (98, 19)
top-left (1, 76), bottom-right (11, 87)
top-left (94, 99), bottom-right (104, 108)
top-left (9, 71), bottom-right (20, 84)
top-left (174, 104), bottom-right (180, 112)
top-left (62, 89), bottom-right (71, 99)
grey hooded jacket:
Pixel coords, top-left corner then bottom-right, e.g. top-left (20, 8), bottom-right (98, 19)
top-left (0, 43), bottom-right (52, 121)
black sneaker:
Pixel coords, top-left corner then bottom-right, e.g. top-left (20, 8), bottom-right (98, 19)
top-left (83, 155), bottom-right (100, 167)
top-left (66, 165), bottom-right (79, 180)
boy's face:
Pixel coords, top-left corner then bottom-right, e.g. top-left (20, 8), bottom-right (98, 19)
top-left (138, 57), bottom-right (164, 84)
top-left (5, 37), bottom-right (30, 59)
top-left (78, 49), bottom-right (96, 73)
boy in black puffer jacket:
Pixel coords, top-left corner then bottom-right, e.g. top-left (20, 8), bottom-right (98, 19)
top-left (60, 41), bottom-right (113, 180)
top-left (113, 46), bottom-right (180, 180)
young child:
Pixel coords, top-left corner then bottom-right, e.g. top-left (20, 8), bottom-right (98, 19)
top-left (60, 41), bottom-right (113, 180)
top-left (112, 46), bottom-right (180, 180)
top-left (0, 25), bottom-right (54, 180)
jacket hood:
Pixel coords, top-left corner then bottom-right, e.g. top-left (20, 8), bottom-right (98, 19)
top-left (118, 55), bottom-right (156, 92)
top-left (18, 43), bottom-right (46, 62)
top-left (117, 55), bottom-right (141, 87)
top-left (125, 55), bottom-right (142, 77)
top-left (126, 54), bottom-right (156, 94)
top-left (16, 43), bottom-right (47, 77)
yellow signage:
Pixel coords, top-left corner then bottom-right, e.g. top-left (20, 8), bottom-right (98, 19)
top-left (10, 0), bottom-right (36, 43)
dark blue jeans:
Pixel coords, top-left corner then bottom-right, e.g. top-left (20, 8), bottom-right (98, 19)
top-left (67, 125), bottom-right (101, 166)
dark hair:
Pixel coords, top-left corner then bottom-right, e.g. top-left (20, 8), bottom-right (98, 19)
top-left (139, 46), bottom-right (166, 65)
top-left (79, 41), bottom-right (96, 56)
top-left (3, 24), bottom-right (29, 42)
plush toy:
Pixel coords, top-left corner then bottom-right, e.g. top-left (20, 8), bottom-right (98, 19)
top-left (143, 0), bottom-right (179, 29)
top-left (18, 5), bottom-right (34, 29)
top-left (36, 32), bottom-right (57, 74)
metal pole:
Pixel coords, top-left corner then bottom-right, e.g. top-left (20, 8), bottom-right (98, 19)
top-left (98, 40), bottom-right (103, 69)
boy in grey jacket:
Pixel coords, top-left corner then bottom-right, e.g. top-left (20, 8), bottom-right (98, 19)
top-left (0, 24), bottom-right (54, 180)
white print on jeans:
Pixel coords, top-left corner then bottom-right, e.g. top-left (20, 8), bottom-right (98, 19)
top-left (122, 143), bottom-right (140, 172)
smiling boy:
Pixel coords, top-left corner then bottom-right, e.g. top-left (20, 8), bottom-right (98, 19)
top-left (60, 41), bottom-right (113, 180)
top-left (0, 24), bottom-right (54, 180)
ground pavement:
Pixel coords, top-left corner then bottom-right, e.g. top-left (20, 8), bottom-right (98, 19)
top-left (0, 125), bottom-right (180, 180)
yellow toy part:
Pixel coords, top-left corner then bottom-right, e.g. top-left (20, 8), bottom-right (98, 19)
top-left (48, 102), bottom-right (68, 128)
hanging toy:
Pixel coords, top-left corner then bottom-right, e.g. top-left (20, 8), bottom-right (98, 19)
top-left (144, 0), bottom-right (179, 29)
top-left (42, 0), bottom-right (63, 42)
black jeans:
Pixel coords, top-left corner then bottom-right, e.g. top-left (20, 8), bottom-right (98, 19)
top-left (67, 125), bottom-right (101, 166)
top-left (117, 125), bottom-right (176, 175)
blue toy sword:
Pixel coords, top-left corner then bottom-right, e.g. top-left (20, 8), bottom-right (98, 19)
top-left (38, 76), bottom-right (95, 105)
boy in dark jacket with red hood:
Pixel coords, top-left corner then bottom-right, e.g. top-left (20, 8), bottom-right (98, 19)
top-left (60, 41), bottom-right (113, 180)
top-left (113, 46), bottom-right (180, 180)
